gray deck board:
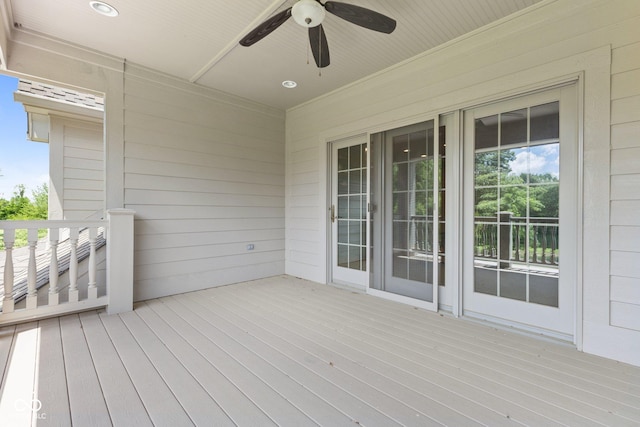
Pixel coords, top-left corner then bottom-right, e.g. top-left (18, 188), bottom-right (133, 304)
top-left (0, 322), bottom-right (38, 426)
top-left (181, 289), bottom-right (483, 425)
top-left (135, 300), bottom-right (273, 426)
top-left (79, 311), bottom-right (152, 427)
top-left (204, 284), bottom-right (552, 426)
top-left (0, 324), bottom-right (15, 389)
top-left (161, 294), bottom-right (384, 426)
top-left (262, 279), bottom-right (640, 424)
top-left (36, 317), bottom-right (72, 427)
top-left (1, 275), bottom-right (639, 426)
top-left (242, 280), bottom-right (634, 425)
top-left (150, 297), bottom-right (315, 427)
top-left (99, 311), bottom-right (194, 427)
top-left (59, 314), bottom-right (111, 426)
top-left (117, 309), bottom-right (234, 426)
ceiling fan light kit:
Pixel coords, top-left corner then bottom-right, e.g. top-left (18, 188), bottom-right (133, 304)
top-left (239, 0), bottom-right (396, 69)
top-left (292, 0), bottom-right (326, 27)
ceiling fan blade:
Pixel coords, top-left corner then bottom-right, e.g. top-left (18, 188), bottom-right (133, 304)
top-left (239, 8), bottom-right (292, 46)
top-left (309, 24), bottom-right (330, 68)
top-left (324, 1), bottom-right (396, 34)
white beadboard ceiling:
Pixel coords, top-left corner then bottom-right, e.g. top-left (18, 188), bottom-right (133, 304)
top-left (5, 0), bottom-right (542, 110)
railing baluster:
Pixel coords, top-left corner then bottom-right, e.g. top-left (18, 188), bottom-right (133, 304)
top-left (68, 228), bottom-right (79, 303)
top-left (540, 225), bottom-right (547, 264)
top-left (48, 228), bottom-right (60, 306)
top-left (551, 226), bottom-right (557, 265)
top-left (26, 228), bottom-right (39, 310)
top-left (482, 225), bottom-right (488, 257)
top-left (2, 229), bottom-right (15, 313)
top-left (88, 227), bottom-right (98, 299)
top-left (0, 217), bottom-right (115, 323)
top-left (473, 216), bottom-right (558, 270)
top-left (532, 225), bottom-right (538, 263)
top-left (514, 223), bottom-right (520, 261)
top-left (491, 225), bottom-right (497, 258)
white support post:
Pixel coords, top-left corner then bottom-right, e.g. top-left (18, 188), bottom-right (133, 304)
top-left (106, 209), bottom-right (135, 315)
top-left (26, 228), bottom-right (39, 310)
top-left (68, 228), bottom-right (79, 303)
top-left (2, 229), bottom-right (15, 314)
top-left (87, 227), bottom-right (98, 300)
top-left (48, 227), bottom-right (60, 306)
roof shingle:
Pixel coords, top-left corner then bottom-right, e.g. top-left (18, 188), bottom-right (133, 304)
top-left (17, 79), bottom-right (104, 110)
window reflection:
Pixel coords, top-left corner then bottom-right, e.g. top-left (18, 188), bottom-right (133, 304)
top-left (390, 121), bottom-right (446, 287)
top-left (473, 102), bottom-right (560, 307)
top-left (336, 143), bottom-right (368, 272)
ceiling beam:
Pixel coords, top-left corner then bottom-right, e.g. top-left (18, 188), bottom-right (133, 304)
top-left (189, 0), bottom-right (289, 84)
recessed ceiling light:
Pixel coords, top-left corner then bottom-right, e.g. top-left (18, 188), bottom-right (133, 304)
top-left (282, 80), bottom-right (297, 89)
top-left (90, 1), bottom-right (119, 17)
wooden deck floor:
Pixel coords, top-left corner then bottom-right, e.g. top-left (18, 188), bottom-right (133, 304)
top-left (0, 275), bottom-right (639, 426)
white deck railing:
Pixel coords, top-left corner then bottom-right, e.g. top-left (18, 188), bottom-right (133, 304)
top-left (0, 209), bottom-right (134, 325)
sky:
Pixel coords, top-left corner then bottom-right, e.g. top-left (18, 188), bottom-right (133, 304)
top-left (0, 74), bottom-right (49, 200)
top-left (508, 143), bottom-right (560, 178)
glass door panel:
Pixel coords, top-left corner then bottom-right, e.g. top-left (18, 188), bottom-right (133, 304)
top-left (331, 137), bottom-right (368, 286)
top-left (472, 102), bottom-right (560, 305)
top-left (463, 85), bottom-right (578, 339)
top-left (369, 119), bottom-right (446, 309)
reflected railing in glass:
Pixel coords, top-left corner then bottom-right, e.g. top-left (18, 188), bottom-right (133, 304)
top-left (474, 214), bottom-right (559, 272)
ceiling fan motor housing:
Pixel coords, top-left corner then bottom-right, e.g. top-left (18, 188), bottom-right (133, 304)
top-left (292, 0), bottom-right (326, 27)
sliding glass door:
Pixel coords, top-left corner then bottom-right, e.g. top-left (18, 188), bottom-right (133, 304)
top-left (369, 118), bottom-right (449, 310)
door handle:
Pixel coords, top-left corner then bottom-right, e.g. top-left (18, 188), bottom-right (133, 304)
top-left (331, 205), bottom-right (340, 222)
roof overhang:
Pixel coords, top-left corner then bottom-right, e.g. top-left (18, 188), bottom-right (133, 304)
top-left (14, 89), bottom-right (104, 143)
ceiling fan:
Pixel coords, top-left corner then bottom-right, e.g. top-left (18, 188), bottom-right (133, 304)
top-left (239, 0), bottom-right (396, 68)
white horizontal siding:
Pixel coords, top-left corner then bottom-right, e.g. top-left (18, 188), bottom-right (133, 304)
top-left (612, 121), bottom-right (640, 150)
top-left (123, 71), bottom-right (285, 300)
top-left (58, 119), bottom-right (104, 220)
top-left (611, 251), bottom-right (640, 278)
top-left (611, 174), bottom-right (640, 200)
top-left (63, 179), bottom-right (103, 191)
top-left (124, 157), bottom-right (281, 186)
top-left (64, 146), bottom-right (102, 161)
top-left (63, 168), bottom-right (103, 181)
top-left (610, 37), bottom-right (640, 332)
top-left (611, 201), bottom-right (640, 225)
top-left (125, 189), bottom-right (283, 208)
top-left (611, 226), bottom-right (640, 252)
top-left (611, 276), bottom-right (640, 303)
top-left (134, 218), bottom-right (284, 235)
top-left (611, 95), bottom-right (640, 125)
top-left (125, 173), bottom-right (283, 197)
top-left (610, 301), bottom-right (640, 331)
top-left (134, 229), bottom-right (284, 251)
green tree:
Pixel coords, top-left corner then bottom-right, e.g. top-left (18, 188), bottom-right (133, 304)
top-left (0, 183), bottom-right (48, 220)
top-left (529, 173), bottom-right (559, 218)
top-left (0, 184), bottom-right (29, 219)
top-left (474, 151), bottom-right (559, 218)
